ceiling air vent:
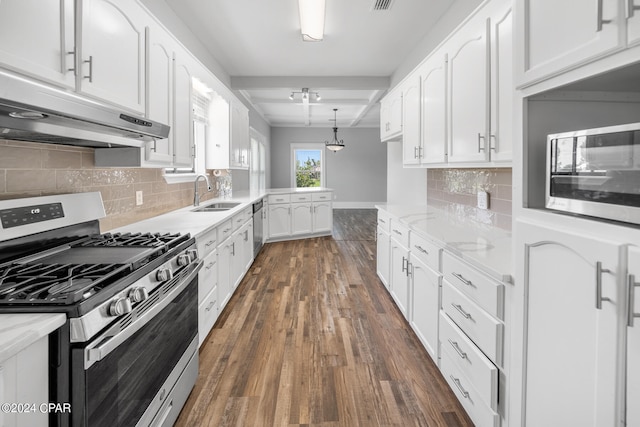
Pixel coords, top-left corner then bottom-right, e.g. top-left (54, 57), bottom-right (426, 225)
top-left (371, 0), bottom-right (395, 11)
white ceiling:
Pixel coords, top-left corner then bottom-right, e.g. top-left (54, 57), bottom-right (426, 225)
top-left (163, 0), bottom-right (454, 128)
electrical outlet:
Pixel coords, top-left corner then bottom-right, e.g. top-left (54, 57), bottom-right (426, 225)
top-left (136, 190), bottom-right (143, 206)
top-left (477, 191), bottom-right (489, 210)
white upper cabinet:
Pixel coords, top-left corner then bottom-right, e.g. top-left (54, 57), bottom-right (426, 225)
top-left (420, 53), bottom-right (447, 165)
top-left (230, 100), bottom-right (250, 169)
top-left (488, 3), bottom-right (513, 163)
top-left (401, 74), bottom-right (421, 165)
top-left (207, 97), bottom-right (248, 170)
top-left (628, 1), bottom-right (640, 45)
top-left (0, 0), bottom-right (76, 89)
top-left (380, 88), bottom-right (403, 141)
top-left (516, 0), bottom-right (621, 86)
top-left (172, 48), bottom-right (195, 167)
top-left (447, 10), bottom-right (490, 164)
top-left (145, 23), bottom-right (174, 165)
top-left (78, 0), bottom-right (147, 113)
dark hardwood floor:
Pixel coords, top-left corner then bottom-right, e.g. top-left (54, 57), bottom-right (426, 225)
top-left (175, 209), bottom-right (473, 427)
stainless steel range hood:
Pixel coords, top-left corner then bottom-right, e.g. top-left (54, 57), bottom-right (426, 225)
top-left (0, 70), bottom-right (170, 148)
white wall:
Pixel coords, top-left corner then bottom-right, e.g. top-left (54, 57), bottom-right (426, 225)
top-left (270, 127), bottom-right (386, 208)
top-left (386, 140), bottom-right (427, 205)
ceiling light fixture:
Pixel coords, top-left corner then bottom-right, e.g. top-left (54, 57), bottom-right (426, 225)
top-left (290, 88), bottom-right (321, 102)
top-left (325, 108), bottom-right (345, 152)
top-left (298, 0), bottom-right (326, 42)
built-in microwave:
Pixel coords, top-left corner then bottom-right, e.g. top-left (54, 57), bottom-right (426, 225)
top-left (546, 122), bottom-right (640, 226)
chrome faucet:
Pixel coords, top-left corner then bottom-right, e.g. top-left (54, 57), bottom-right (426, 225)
top-left (193, 174), bottom-right (213, 206)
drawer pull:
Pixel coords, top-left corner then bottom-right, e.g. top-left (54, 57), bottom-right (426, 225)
top-left (223, 228), bottom-right (231, 233)
top-left (205, 240), bottom-right (215, 247)
top-left (414, 245), bottom-right (429, 255)
top-left (451, 303), bottom-right (472, 319)
top-left (379, 218), bottom-right (386, 224)
top-left (448, 339), bottom-right (468, 359)
top-left (392, 229), bottom-right (403, 236)
top-left (452, 272), bottom-right (474, 287)
top-left (205, 261), bottom-right (216, 270)
top-left (205, 301), bottom-right (216, 312)
top-left (449, 375), bottom-right (470, 399)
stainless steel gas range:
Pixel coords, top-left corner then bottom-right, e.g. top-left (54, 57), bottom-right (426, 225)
top-left (0, 192), bottom-right (202, 427)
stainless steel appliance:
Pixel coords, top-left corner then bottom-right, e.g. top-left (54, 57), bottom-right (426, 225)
top-left (0, 192), bottom-right (202, 427)
top-left (0, 69), bottom-right (170, 148)
top-left (252, 199), bottom-right (264, 256)
top-left (546, 122), bottom-right (640, 225)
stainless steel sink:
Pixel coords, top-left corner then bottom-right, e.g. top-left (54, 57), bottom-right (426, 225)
top-left (192, 202), bottom-right (241, 212)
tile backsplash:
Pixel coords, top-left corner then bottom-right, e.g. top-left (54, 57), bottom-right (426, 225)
top-left (0, 140), bottom-right (231, 231)
top-left (427, 168), bottom-right (512, 230)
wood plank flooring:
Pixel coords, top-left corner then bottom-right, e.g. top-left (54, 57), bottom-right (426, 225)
top-left (175, 209), bottom-right (473, 427)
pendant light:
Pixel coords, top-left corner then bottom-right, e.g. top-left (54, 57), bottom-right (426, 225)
top-left (325, 108), bottom-right (345, 152)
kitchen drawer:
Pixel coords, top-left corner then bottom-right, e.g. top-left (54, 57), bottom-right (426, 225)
top-left (311, 192), bottom-right (331, 202)
top-left (389, 219), bottom-right (410, 248)
top-left (441, 350), bottom-right (500, 427)
top-left (291, 193), bottom-right (312, 202)
top-left (442, 280), bottom-right (503, 365)
top-left (198, 285), bottom-right (219, 347)
top-left (377, 210), bottom-right (391, 232)
top-left (268, 194), bottom-right (290, 204)
top-left (198, 249), bottom-right (217, 304)
top-left (232, 207), bottom-right (252, 231)
top-left (218, 219), bottom-right (234, 242)
top-left (439, 311), bottom-right (499, 411)
top-left (196, 227), bottom-right (218, 258)
top-left (442, 252), bottom-right (504, 320)
top-left (410, 232), bottom-right (440, 272)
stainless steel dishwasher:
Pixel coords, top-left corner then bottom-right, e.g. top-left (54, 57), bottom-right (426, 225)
top-left (252, 198), bottom-right (264, 256)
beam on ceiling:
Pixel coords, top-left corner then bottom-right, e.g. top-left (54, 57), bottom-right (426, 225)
top-left (230, 76), bottom-right (390, 90)
top-left (350, 89), bottom-right (385, 127)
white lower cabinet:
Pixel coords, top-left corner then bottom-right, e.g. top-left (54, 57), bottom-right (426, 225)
top-left (409, 254), bottom-right (440, 361)
top-left (197, 248), bottom-right (218, 347)
top-left (628, 246), bottom-right (640, 427)
top-left (266, 191), bottom-right (333, 241)
top-left (390, 228), bottom-right (410, 319)
top-left (312, 202), bottom-right (333, 233)
top-left (217, 237), bottom-right (233, 310)
top-left (292, 202), bottom-right (313, 235)
top-left (376, 226), bottom-right (390, 289)
top-left (518, 219), bottom-right (621, 427)
top-left (0, 337), bottom-right (49, 427)
top-left (268, 204), bottom-right (291, 238)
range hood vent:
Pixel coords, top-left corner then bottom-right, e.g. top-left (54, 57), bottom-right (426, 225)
top-left (371, 0), bottom-right (395, 11)
top-left (0, 70), bottom-right (169, 149)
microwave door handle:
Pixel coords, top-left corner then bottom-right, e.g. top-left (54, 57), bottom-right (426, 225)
top-left (84, 261), bottom-right (202, 369)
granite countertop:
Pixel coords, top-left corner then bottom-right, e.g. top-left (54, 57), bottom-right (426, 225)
top-left (0, 313), bottom-right (66, 362)
top-left (113, 188), bottom-right (333, 238)
top-left (376, 204), bottom-right (513, 284)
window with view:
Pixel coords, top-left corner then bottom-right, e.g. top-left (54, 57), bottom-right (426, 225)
top-left (291, 144), bottom-right (324, 188)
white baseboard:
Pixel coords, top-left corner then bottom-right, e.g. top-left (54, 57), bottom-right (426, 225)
top-left (332, 201), bottom-right (382, 209)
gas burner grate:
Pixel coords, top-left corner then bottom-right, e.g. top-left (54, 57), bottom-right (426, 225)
top-left (77, 232), bottom-right (186, 250)
top-left (0, 262), bottom-right (131, 304)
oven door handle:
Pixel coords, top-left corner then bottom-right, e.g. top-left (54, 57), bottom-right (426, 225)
top-left (84, 260), bottom-right (203, 369)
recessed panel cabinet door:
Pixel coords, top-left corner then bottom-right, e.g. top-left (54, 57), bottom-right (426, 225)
top-left (390, 242), bottom-right (410, 319)
top-left (79, 0), bottom-right (146, 113)
top-left (628, 3), bottom-right (640, 46)
top-left (420, 54), bottom-right (447, 164)
top-left (627, 246), bottom-right (640, 427)
top-left (376, 228), bottom-right (390, 289)
top-left (402, 74), bottom-right (421, 165)
top-left (292, 203), bottom-right (313, 235)
top-left (520, 220), bottom-right (621, 427)
top-left (0, 0), bottom-right (75, 88)
top-left (447, 14), bottom-right (489, 163)
top-left (268, 205), bottom-right (291, 238)
top-left (518, 0), bottom-right (620, 86)
top-left (410, 254), bottom-right (440, 361)
top-left (312, 202), bottom-right (332, 233)
top-left (173, 50), bottom-right (194, 168)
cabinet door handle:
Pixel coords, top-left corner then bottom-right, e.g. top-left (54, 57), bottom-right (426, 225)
top-left (407, 262), bottom-right (413, 278)
top-left (414, 146), bottom-right (419, 159)
top-left (205, 301), bottom-right (216, 312)
top-left (83, 55), bottom-right (93, 82)
top-left (392, 229), bottom-right (402, 236)
top-left (418, 146), bottom-right (423, 159)
top-left (451, 303), bottom-right (472, 319)
top-left (401, 256), bottom-right (408, 273)
top-left (452, 272), bottom-right (474, 288)
top-left (627, 0), bottom-right (640, 18)
top-left (231, 242), bottom-right (235, 256)
top-left (477, 133), bottom-right (486, 152)
top-left (414, 245), bottom-right (429, 255)
top-left (205, 240), bottom-right (215, 247)
top-left (596, 261), bottom-right (612, 309)
top-left (379, 218), bottom-right (386, 224)
top-left (597, 0), bottom-right (613, 31)
top-left (489, 134), bottom-right (497, 151)
top-left (67, 50), bottom-right (76, 74)
top-left (448, 339), bottom-right (468, 359)
top-left (205, 261), bottom-right (216, 270)
top-left (628, 274), bottom-right (640, 326)
top-left (449, 375), bottom-right (470, 399)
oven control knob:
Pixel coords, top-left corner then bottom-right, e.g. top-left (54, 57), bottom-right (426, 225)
top-left (156, 268), bottom-right (173, 282)
top-left (109, 297), bottom-right (133, 316)
top-left (129, 287), bottom-right (149, 303)
top-left (177, 254), bottom-right (191, 266)
top-left (186, 249), bottom-right (198, 261)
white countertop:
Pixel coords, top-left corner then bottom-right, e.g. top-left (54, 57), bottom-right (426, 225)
top-left (376, 204), bottom-right (513, 284)
top-left (113, 188), bottom-right (333, 238)
top-left (0, 313), bottom-right (66, 362)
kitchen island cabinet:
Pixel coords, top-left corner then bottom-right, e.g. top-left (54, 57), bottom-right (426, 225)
top-left (265, 190), bottom-right (333, 242)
